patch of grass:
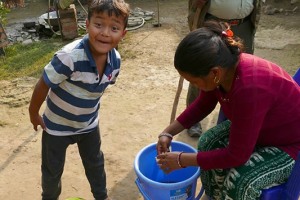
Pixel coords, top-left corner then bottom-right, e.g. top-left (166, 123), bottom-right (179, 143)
top-left (0, 38), bottom-right (68, 80)
top-left (0, 32), bottom-right (134, 81)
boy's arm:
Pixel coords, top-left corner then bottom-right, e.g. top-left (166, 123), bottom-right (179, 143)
top-left (29, 77), bottom-right (50, 131)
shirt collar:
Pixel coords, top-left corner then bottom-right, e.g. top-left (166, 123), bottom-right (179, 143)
top-left (81, 34), bottom-right (112, 68)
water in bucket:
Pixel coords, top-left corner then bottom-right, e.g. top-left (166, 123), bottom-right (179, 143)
top-left (134, 141), bottom-right (202, 200)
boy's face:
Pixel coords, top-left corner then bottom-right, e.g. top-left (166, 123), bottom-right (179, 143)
top-left (86, 11), bottom-right (127, 55)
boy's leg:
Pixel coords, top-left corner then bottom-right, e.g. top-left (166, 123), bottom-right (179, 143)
top-left (41, 131), bottom-right (70, 200)
top-left (77, 127), bottom-right (107, 200)
top-left (224, 147), bottom-right (294, 200)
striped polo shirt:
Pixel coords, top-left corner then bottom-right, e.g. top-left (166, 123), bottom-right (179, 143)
top-left (42, 35), bottom-right (121, 136)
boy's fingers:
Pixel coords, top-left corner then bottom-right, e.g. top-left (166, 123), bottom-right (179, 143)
top-left (40, 122), bottom-right (46, 130)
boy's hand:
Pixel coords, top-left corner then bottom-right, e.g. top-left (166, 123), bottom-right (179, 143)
top-left (30, 114), bottom-right (46, 131)
top-left (28, 77), bottom-right (49, 132)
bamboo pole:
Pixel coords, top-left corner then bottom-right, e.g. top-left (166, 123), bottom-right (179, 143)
top-left (169, 6), bottom-right (202, 124)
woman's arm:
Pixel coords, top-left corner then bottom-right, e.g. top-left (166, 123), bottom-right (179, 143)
top-left (162, 120), bottom-right (185, 135)
top-left (157, 152), bottom-right (198, 174)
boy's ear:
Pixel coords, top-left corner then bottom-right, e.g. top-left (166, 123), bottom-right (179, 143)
top-left (85, 19), bottom-right (89, 32)
top-left (121, 30), bottom-right (127, 38)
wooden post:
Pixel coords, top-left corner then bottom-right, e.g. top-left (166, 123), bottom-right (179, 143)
top-left (170, 6), bottom-right (203, 124)
top-left (0, 23), bottom-right (9, 56)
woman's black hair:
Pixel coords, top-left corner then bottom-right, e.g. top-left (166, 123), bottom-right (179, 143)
top-left (174, 20), bottom-right (244, 77)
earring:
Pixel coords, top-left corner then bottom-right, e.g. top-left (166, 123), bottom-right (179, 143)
top-left (214, 76), bottom-right (220, 89)
top-left (214, 76), bottom-right (220, 84)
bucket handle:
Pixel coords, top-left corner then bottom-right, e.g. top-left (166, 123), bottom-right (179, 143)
top-left (135, 178), bottom-right (151, 200)
top-left (194, 186), bottom-right (205, 200)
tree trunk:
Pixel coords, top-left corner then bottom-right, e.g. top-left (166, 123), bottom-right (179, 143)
top-left (0, 22), bottom-right (8, 56)
top-left (4, 0), bottom-right (25, 8)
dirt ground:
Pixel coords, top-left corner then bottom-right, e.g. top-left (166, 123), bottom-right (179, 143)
top-left (0, 0), bottom-right (300, 199)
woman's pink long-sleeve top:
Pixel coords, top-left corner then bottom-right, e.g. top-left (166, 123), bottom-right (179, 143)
top-left (177, 53), bottom-right (300, 170)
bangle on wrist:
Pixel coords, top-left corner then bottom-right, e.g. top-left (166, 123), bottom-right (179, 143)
top-left (177, 151), bottom-right (186, 168)
top-left (158, 132), bottom-right (173, 140)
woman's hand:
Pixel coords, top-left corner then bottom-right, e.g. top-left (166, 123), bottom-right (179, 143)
top-left (156, 120), bottom-right (185, 154)
top-left (157, 151), bottom-right (199, 174)
top-left (156, 152), bottom-right (183, 174)
top-left (156, 133), bottom-right (173, 155)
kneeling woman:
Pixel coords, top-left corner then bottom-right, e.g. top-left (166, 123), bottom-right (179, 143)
top-left (156, 20), bottom-right (300, 200)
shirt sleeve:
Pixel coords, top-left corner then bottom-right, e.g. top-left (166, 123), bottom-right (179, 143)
top-left (43, 51), bottom-right (73, 89)
top-left (197, 84), bottom-right (273, 170)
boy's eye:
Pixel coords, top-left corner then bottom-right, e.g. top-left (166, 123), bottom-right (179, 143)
top-left (112, 26), bottom-right (119, 31)
top-left (95, 23), bottom-right (102, 28)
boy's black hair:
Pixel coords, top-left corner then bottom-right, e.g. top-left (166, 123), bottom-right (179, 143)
top-left (88, 0), bottom-right (130, 29)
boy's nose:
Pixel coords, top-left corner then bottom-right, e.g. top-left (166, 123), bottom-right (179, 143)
top-left (101, 28), bottom-right (109, 36)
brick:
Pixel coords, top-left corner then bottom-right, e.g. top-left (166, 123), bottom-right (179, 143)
top-left (58, 4), bottom-right (78, 40)
top-left (63, 32), bottom-right (78, 40)
top-left (61, 23), bottom-right (78, 32)
top-left (60, 17), bottom-right (77, 24)
top-left (59, 11), bottom-right (76, 19)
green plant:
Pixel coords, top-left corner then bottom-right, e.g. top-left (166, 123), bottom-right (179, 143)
top-left (0, 38), bottom-right (68, 80)
top-left (0, 1), bottom-right (10, 25)
top-left (0, 29), bottom-right (133, 81)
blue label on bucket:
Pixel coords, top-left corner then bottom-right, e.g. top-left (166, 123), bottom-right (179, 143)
top-left (170, 184), bottom-right (193, 200)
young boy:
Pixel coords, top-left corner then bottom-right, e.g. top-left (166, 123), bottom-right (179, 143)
top-left (28, 0), bottom-right (130, 199)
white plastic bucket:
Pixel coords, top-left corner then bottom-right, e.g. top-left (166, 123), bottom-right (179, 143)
top-left (134, 141), bottom-right (203, 200)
